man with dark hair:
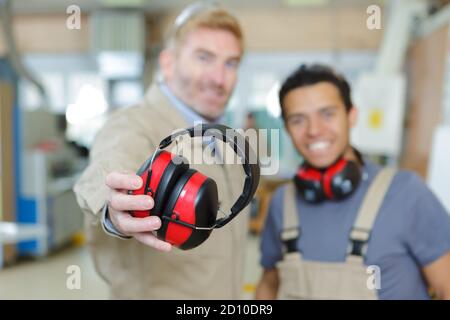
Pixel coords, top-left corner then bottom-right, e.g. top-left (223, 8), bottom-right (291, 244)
top-left (256, 64), bottom-right (450, 299)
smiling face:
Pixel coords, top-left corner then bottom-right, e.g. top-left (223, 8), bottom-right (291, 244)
top-left (159, 27), bottom-right (242, 121)
top-left (283, 82), bottom-right (358, 169)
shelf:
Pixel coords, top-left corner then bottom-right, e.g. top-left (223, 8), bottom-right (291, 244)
top-left (0, 222), bottom-right (47, 245)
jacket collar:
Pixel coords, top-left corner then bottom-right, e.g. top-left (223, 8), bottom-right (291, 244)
top-left (144, 83), bottom-right (190, 131)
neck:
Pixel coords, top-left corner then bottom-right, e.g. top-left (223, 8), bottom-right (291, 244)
top-left (342, 145), bottom-right (362, 166)
top-left (161, 81), bottom-right (221, 123)
top-left (165, 80), bottom-right (219, 123)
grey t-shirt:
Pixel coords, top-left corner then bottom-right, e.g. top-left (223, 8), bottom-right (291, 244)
top-left (260, 161), bottom-right (450, 299)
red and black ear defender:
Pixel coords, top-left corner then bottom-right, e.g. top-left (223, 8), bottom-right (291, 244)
top-left (129, 124), bottom-right (260, 250)
top-left (294, 150), bottom-right (363, 203)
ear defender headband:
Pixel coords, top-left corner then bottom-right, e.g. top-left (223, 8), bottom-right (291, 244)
top-left (129, 124), bottom-right (260, 250)
top-left (174, 1), bottom-right (220, 30)
top-left (294, 149), bottom-right (363, 203)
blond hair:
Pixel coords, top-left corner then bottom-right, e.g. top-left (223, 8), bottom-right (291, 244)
top-left (166, 6), bottom-right (244, 52)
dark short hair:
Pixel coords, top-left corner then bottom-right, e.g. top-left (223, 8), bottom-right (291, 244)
top-left (279, 64), bottom-right (353, 119)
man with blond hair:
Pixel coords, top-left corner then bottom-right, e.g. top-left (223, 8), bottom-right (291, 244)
top-left (74, 2), bottom-right (249, 299)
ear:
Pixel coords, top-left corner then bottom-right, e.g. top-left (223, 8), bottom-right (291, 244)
top-left (348, 106), bottom-right (358, 128)
top-left (159, 49), bottom-right (175, 82)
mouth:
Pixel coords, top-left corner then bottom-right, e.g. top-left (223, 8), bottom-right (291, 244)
top-left (205, 88), bottom-right (225, 98)
top-left (307, 141), bottom-right (331, 153)
top-left (201, 83), bottom-right (226, 97)
top-left (203, 90), bottom-right (228, 108)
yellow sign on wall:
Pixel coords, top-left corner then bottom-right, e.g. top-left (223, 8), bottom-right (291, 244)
top-left (368, 108), bottom-right (384, 130)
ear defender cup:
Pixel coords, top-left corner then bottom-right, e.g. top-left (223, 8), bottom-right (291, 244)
top-left (130, 150), bottom-right (189, 218)
top-left (159, 168), bottom-right (219, 250)
top-left (294, 159), bottom-right (361, 203)
top-left (127, 123), bottom-right (261, 250)
top-left (326, 159), bottom-right (361, 199)
top-left (294, 166), bottom-right (325, 203)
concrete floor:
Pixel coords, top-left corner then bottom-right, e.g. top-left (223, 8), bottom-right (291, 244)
top-left (0, 234), bottom-right (262, 300)
top-left (0, 245), bottom-right (109, 299)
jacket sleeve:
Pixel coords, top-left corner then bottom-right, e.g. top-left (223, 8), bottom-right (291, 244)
top-left (73, 107), bottom-right (156, 222)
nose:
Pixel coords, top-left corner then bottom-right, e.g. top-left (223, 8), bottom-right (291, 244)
top-left (307, 117), bottom-right (322, 137)
top-left (210, 64), bottom-right (226, 87)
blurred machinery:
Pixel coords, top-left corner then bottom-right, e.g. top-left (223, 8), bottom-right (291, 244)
top-left (16, 110), bottom-right (83, 257)
top-left (352, 0), bottom-right (450, 170)
top-left (0, 0), bottom-right (83, 263)
top-left (0, 108), bottom-right (83, 267)
top-left (351, 0), bottom-right (427, 162)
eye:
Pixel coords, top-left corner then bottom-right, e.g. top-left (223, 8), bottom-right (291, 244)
top-left (197, 52), bottom-right (212, 63)
top-left (288, 115), bottom-right (305, 126)
top-left (322, 109), bottom-right (334, 119)
top-left (225, 59), bottom-right (239, 69)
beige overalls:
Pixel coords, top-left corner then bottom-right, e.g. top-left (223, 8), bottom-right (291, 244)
top-left (277, 168), bottom-right (396, 300)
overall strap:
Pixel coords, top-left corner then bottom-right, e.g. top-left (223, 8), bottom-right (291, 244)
top-left (281, 182), bottom-right (301, 253)
top-left (348, 168), bottom-right (397, 257)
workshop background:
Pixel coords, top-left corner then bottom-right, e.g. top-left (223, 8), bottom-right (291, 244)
top-left (1, 0), bottom-right (450, 299)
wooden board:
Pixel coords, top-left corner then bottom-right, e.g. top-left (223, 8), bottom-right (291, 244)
top-left (401, 26), bottom-right (449, 177)
top-left (0, 81), bottom-right (16, 265)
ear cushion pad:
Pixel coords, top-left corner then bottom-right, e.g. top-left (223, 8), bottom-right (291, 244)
top-left (158, 169), bottom-right (218, 250)
top-left (294, 167), bottom-right (324, 203)
top-left (328, 160), bottom-right (361, 199)
top-left (131, 150), bottom-right (188, 218)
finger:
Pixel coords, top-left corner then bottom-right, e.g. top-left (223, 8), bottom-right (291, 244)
top-left (106, 172), bottom-right (143, 190)
top-left (119, 169), bottom-right (135, 175)
top-left (110, 210), bottom-right (162, 234)
top-left (133, 232), bottom-right (172, 252)
top-left (108, 191), bottom-right (154, 212)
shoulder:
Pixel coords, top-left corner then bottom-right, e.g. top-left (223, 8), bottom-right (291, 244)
top-left (90, 103), bottom-right (161, 156)
top-left (271, 183), bottom-right (289, 205)
top-left (362, 163), bottom-right (434, 215)
top-left (382, 168), bottom-right (446, 218)
top-left (261, 183), bottom-right (290, 232)
top-left (265, 183), bottom-right (293, 222)
top-left (98, 99), bottom-right (162, 140)
top-left (364, 160), bottom-right (426, 196)
top-left (390, 169), bottom-right (428, 195)
top-left (106, 102), bottom-right (152, 126)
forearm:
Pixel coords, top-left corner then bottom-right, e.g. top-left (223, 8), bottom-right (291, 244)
top-left (255, 281), bottom-right (277, 300)
top-left (423, 251), bottom-right (450, 300)
top-left (439, 291), bottom-right (450, 300)
top-left (255, 268), bottom-right (279, 300)
top-left (434, 283), bottom-right (450, 300)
